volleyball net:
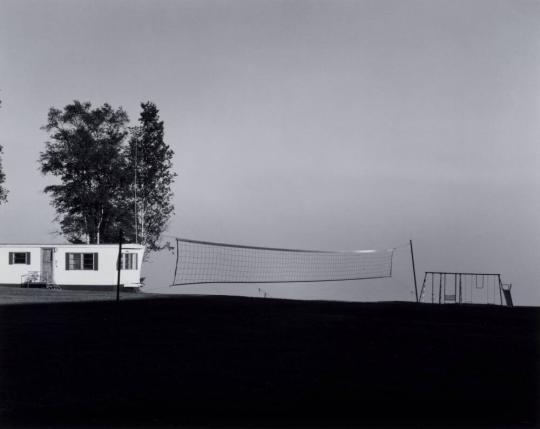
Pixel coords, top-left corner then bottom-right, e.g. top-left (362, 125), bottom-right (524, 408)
top-left (171, 237), bottom-right (395, 286)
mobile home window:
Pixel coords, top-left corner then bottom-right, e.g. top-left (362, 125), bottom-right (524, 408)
top-left (9, 252), bottom-right (31, 265)
top-left (66, 253), bottom-right (98, 270)
top-left (121, 253), bottom-right (138, 270)
top-left (83, 253), bottom-right (95, 270)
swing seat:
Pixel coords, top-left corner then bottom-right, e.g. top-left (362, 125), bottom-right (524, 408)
top-left (444, 294), bottom-right (456, 302)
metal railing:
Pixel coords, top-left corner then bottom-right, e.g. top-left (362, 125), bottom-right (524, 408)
top-left (20, 271), bottom-right (60, 290)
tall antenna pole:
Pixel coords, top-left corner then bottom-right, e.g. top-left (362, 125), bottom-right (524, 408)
top-left (134, 137), bottom-right (138, 244)
top-left (410, 240), bottom-right (419, 303)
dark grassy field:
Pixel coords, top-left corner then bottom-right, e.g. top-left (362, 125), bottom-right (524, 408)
top-left (0, 294), bottom-right (538, 428)
top-left (0, 285), bottom-right (156, 305)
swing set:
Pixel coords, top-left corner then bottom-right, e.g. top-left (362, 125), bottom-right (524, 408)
top-left (418, 272), bottom-right (513, 306)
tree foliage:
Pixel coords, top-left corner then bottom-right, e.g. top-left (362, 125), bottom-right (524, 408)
top-left (39, 100), bottom-right (176, 250)
top-left (39, 101), bottom-right (130, 244)
top-left (123, 102), bottom-right (176, 251)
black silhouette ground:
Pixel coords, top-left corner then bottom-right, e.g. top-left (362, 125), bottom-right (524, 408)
top-left (0, 294), bottom-right (538, 428)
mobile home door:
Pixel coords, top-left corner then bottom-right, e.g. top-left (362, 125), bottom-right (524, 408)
top-left (41, 248), bottom-right (54, 283)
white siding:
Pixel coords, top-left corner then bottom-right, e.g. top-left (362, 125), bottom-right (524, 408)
top-left (0, 244), bottom-right (145, 287)
top-left (0, 247), bottom-right (41, 284)
top-left (54, 246), bottom-right (144, 286)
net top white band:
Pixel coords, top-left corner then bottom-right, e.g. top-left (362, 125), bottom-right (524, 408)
top-left (174, 237), bottom-right (394, 254)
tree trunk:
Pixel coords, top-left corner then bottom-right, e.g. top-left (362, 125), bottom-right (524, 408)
top-left (140, 201), bottom-right (146, 246)
top-left (96, 207), bottom-right (104, 244)
top-left (84, 217), bottom-right (90, 244)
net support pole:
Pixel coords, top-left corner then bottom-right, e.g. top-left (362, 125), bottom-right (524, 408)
top-left (410, 240), bottom-right (419, 303)
top-left (498, 275), bottom-right (503, 306)
top-left (116, 229), bottom-right (123, 302)
top-left (172, 239), bottom-right (179, 287)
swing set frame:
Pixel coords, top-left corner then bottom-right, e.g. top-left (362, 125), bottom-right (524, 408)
top-left (419, 272), bottom-right (513, 306)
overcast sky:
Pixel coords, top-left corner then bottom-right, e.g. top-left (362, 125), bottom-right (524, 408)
top-left (0, 0), bottom-right (539, 305)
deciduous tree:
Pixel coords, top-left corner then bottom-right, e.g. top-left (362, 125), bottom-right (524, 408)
top-left (39, 101), bottom-right (129, 243)
top-left (40, 100), bottom-right (176, 252)
top-left (123, 102), bottom-right (176, 252)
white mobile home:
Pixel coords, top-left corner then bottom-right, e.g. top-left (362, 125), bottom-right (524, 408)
top-left (0, 244), bottom-right (145, 290)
